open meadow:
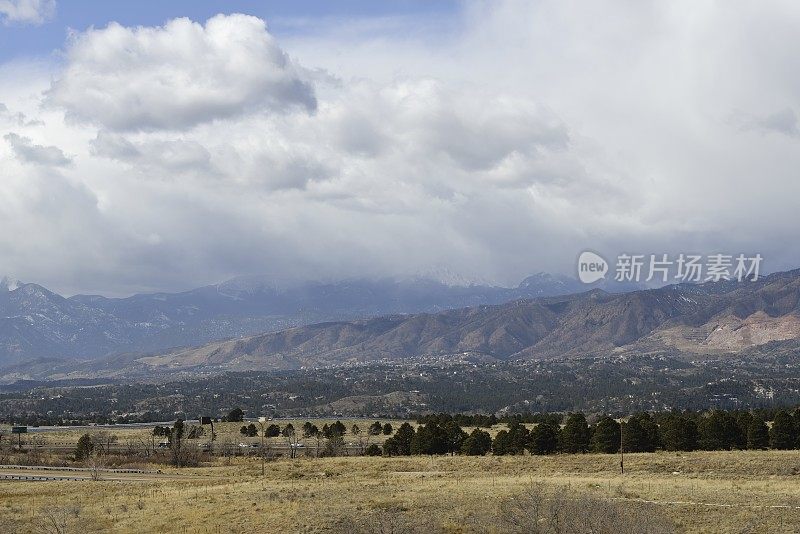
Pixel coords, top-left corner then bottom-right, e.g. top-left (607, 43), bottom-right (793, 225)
top-left (3, 449), bottom-right (800, 533)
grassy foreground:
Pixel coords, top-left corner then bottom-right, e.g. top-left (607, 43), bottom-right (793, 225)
top-left (2, 450), bottom-right (800, 533)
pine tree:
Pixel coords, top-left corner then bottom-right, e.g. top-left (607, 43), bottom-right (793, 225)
top-left (792, 409), bottom-right (800, 448)
top-left (364, 444), bottom-right (382, 456)
top-left (632, 412), bottom-right (660, 452)
top-left (331, 420), bottom-right (347, 436)
top-left (443, 421), bottom-right (467, 454)
top-left (735, 412), bottom-right (753, 450)
top-left (560, 412), bottom-right (590, 453)
top-left (410, 422), bottom-right (448, 455)
top-left (528, 421), bottom-right (559, 455)
top-left (503, 422), bottom-right (530, 455)
top-left (622, 417), bottom-right (649, 452)
top-left (75, 433), bottom-right (94, 461)
top-left (383, 422), bottom-right (415, 456)
top-left (226, 408), bottom-right (244, 422)
top-left (698, 410), bottom-right (740, 450)
top-left (492, 430), bottom-right (512, 456)
top-left (660, 414), bottom-right (699, 452)
top-left (746, 417), bottom-right (769, 450)
top-left (461, 428), bottom-right (492, 455)
top-left (591, 416), bottom-right (620, 454)
top-left (770, 411), bottom-right (797, 450)
top-left (305, 422), bottom-right (317, 438)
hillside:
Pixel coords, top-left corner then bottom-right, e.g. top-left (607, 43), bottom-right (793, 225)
top-left (0, 273), bottom-right (622, 366)
top-left (19, 269), bottom-right (797, 378)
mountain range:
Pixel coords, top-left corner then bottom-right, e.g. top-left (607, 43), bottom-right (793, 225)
top-left (4, 269), bottom-right (798, 380)
top-left (0, 272), bottom-right (628, 368)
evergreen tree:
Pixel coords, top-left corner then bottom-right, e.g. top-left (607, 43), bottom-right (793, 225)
top-left (770, 411), bottom-right (797, 450)
top-left (560, 413), bottom-right (590, 453)
top-left (631, 412), bottom-right (660, 452)
top-left (497, 422), bottom-right (530, 455)
top-left (410, 422), bottom-right (448, 455)
top-left (382, 423), bottom-right (393, 435)
top-left (226, 408), bottom-right (244, 422)
top-left (660, 414), bottom-right (699, 452)
top-left (75, 433), bottom-right (94, 461)
top-left (792, 409), bottom-right (800, 448)
top-left (698, 410), bottom-right (741, 450)
top-left (330, 420), bottom-right (347, 437)
top-left (492, 430), bottom-right (513, 456)
top-left (364, 444), bottom-right (382, 456)
top-left (735, 412), bottom-right (753, 450)
top-left (383, 422), bottom-right (415, 456)
top-left (622, 417), bottom-right (648, 453)
top-left (461, 429), bottom-right (492, 456)
top-left (591, 416), bottom-right (620, 454)
top-left (622, 413), bottom-right (659, 452)
top-left (443, 421), bottom-right (467, 454)
top-left (304, 422), bottom-right (317, 438)
top-left (369, 421), bottom-right (383, 435)
top-left (746, 417), bottom-right (769, 450)
top-left (528, 421), bottom-right (559, 455)
top-left (265, 424), bottom-right (280, 437)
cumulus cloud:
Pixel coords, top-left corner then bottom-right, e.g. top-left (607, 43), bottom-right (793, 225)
top-left (0, 0), bottom-right (55, 25)
top-left (0, 103), bottom-right (44, 126)
top-left (1, 4), bottom-right (800, 295)
top-left (91, 131), bottom-right (212, 173)
top-left (47, 14), bottom-right (316, 131)
top-left (4, 132), bottom-right (71, 166)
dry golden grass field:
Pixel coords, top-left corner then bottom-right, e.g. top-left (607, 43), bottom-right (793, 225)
top-left (2, 447), bottom-right (800, 533)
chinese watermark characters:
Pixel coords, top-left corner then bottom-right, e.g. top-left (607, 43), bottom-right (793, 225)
top-left (578, 252), bottom-right (762, 284)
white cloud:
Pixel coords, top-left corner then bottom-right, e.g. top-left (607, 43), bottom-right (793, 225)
top-left (0, 0), bottom-right (55, 26)
top-left (46, 14), bottom-right (316, 131)
top-left (1, 4), bottom-right (800, 295)
top-left (91, 131), bottom-right (212, 173)
top-left (4, 132), bottom-right (71, 166)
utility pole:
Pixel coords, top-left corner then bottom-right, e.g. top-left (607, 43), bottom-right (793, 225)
top-left (619, 420), bottom-right (624, 474)
top-left (258, 416), bottom-right (267, 476)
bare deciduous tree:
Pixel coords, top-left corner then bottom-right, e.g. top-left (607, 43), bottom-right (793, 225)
top-left (88, 432), bottom-right (118, 455)
top-left (86, 454), bottom-right (104, 481)
top-left (34, 504), bottom-right (82, 534)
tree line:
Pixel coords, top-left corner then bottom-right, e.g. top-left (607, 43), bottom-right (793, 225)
top-left (71, 407), bottom-right (800, 466)
top-left (190, 408), bottom-right (800, 456)
top-left (394, 409), bottom-right (800, 456)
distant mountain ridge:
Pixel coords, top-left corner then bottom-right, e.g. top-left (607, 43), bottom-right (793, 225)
top-left (6, 268), bottom-right (798, 380)
top-left (0, 272), bottom-right (628, 366)
top-left (131, 269), bottom-right (799, 374)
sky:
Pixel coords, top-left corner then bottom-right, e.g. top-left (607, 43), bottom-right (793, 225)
top-left (0, 0), bottom-right (799, 296)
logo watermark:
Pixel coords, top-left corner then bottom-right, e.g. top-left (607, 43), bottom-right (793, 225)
top-left (577, 252), bottom-right (762, 284)
top-left (577, 251), bottom-right (609, 284)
